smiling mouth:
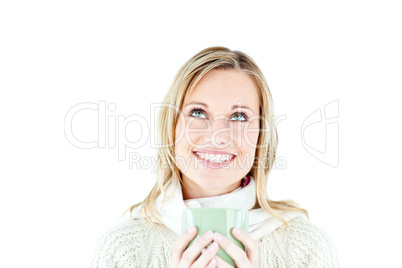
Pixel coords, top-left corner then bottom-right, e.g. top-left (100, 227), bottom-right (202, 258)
top-left (192, 151), bottom-right (236, 163)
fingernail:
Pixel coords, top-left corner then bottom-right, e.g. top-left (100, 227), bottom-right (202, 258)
top-left (208, 242), bottom-right (218, 251)
top-left (187, 226), bottom-right (196, 233)
top-left (207, 258), bottom-right (216, 267)
top-left (233, 227), bottom-right (240, 234)
top-left (214, 232), bottom-right (223, 242)
top-left (204, 230), bottom-right (213, 240)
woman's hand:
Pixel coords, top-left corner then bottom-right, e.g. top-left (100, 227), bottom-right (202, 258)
top-left (213, 228), bottom-right (258, 267)
top-left (172, 226), bottom-right (219, 268)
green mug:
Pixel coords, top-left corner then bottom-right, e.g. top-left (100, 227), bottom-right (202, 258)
top-left (181, 208), bottom-right (249, 267)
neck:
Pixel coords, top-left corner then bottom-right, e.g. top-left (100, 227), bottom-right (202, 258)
top-left (182, 179), bottom-right (242, 200)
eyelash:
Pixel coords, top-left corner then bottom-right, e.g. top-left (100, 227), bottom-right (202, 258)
top-left (188, 107), bottom-right (248, 121)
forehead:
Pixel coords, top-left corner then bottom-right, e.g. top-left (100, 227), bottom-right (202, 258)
top-left (184, 69), bottom-right (260, 112)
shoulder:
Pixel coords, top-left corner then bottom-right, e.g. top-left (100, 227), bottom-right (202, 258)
top-left (90, 218), bottom-right (178, 268)
top-left (96, 218), bottom-right (153, 248)
top-left (258, 216), bottom-right (340, 268)
top-left (89, 218), bottom-right (152, 268)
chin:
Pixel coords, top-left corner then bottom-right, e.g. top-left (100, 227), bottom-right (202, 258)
top-left (194, 174), bottom-right (238, 190)
top-left (193, 176), bottom-right (221, 187)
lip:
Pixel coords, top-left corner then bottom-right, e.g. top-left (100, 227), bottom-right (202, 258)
top-left (192, 149), bottom-right (237, 157)
top-left (192, 151), bottom-right (236, 169)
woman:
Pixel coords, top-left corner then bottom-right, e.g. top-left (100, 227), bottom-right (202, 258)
top-left (90, 47), bottom-right (339, 267)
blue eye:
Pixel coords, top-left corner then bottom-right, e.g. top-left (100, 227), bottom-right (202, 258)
top-left (231, 113), bottom-right (247, 121)
top-left (190, 108), bottom-right (207, 119)
top-left (188, 108), bottom-right (248, 122)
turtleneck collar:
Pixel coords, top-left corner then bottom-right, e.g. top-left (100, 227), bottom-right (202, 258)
top-left (183, 177), bottom-right (256, 210)
top-left (129, 176), bottom-right (306, 240)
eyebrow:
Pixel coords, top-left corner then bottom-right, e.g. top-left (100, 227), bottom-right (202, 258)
top-left (184, 102), bottom-right (254, 112)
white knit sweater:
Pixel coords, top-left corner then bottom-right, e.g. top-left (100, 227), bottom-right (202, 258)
top-left (90, 216), bottom-right (339, 267)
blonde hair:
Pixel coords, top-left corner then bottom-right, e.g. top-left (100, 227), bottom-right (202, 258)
top-left (124, 47), bottom-right (308, 229)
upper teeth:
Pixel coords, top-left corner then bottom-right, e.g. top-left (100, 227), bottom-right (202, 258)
top-left (195, 153), bottom-right (233, 163)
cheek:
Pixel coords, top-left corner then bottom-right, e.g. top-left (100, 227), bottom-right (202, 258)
top-left (247, 131), bottom-right (260, 145)
top-left (235, 120), bottom-right (260, 148)
top-left (174, 121), bottom-right (189, 172)
top-left (175, 118), bottom-right (207, 153)
top-left (174, 119), bottom-right (186, 154)
top-left (184, 119), bottom-right (209, 145)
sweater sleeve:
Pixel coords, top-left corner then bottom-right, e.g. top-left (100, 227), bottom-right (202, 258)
top-left (89, 219), bottom-right (148, 268)
top-left (89, 226), bottom-right (119, 268)
top-left (259, 217), bottom-right (340, 268)
top-left (280, 217), bottom-right (339, 267)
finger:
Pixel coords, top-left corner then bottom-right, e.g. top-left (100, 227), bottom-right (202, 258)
top-left (213, 232), bottom-right (249, 267)
top-left (179, 230), bottom-right (214, 267)
top-left (205, 258), bottom-right (217, 268)
top-left (192, 242), bottom-right (219, 268)
top-left (231, 227), bottom-right (259, 262)
top-left (214, 255), bottom-right (234, 268)
top-left (172, 226), bottom-right (197, 266)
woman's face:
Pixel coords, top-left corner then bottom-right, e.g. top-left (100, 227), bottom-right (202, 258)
top-left (174, 69), bottom-right (261, 199)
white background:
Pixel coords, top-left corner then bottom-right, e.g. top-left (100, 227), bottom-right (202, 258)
top-left (1, 0), bottom-right (401, 267)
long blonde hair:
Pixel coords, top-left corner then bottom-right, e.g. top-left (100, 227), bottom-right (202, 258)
top-left (124, 47), bottom-right (308, 229)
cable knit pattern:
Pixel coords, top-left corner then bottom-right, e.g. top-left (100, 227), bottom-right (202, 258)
top-left (90, 216), bottom-right (339, 268)
top-left (257, 217), bottom-right (339, 267)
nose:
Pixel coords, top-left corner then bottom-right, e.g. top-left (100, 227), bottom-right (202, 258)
top-left (203, 116), bottom-right (231, 147)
